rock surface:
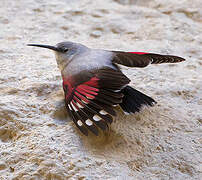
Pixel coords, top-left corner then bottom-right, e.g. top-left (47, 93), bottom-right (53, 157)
top-left (0, 0), bottom-right (201, 179)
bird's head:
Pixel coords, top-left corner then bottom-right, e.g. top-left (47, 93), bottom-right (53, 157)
top-left (28, 41), bottom-right (87, 71)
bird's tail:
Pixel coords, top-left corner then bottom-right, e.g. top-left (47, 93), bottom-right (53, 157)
top-left (120, 86), bottom-right (156, 114)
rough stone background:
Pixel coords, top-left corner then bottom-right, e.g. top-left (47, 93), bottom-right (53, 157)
top-left (0, 0), bottom-right (201, 179)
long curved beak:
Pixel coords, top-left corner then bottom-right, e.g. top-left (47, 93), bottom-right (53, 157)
top-left (27, 44), bottom-right (59, 51)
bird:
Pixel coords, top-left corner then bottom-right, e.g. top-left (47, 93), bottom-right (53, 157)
top-left (28, 41), bottom-right (185, 136)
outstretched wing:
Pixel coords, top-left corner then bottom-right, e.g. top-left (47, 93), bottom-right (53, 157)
top-left (63, 68), bottom-right (130, 136)
top-left (112, 51), bottom-right (185, 68)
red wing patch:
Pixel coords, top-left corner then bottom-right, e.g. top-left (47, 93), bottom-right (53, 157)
top-left (128, 52), bottom-right (148, 55)
top-left (63, 68), bottom-right (130, 136)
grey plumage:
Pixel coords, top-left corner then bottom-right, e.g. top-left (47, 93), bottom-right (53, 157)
top-left (28, 41), bottom-right (185, 136)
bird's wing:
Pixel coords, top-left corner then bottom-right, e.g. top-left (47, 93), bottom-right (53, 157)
top-left (112, 51), bottom-right (185, 68)
top-left (63, 67), bottom-right (130, 136)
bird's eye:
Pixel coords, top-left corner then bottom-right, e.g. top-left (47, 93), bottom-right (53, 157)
top-left (63, 48), bottom-right (69, 53)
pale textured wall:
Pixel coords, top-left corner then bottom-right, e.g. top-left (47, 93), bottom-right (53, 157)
top-left (0, 0), bottom-right (201, 179)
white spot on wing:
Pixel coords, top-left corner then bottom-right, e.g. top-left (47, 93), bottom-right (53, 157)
top-left (77, 102), bottom-right (83, 108)
top-left (77, 120), bottom-right (83, 126)
top-left (86, 95), bottom-right (94, 99)
top-left (82, 100), bottom-right (88, 104)
top-left (71, 102), bottom-right (78, 112)
top-left (99, 110), bottom-right (108, 115)
top-left (93, 115), bottom-right (101, 121)
top-left (85, 119), bottom-right (93, 126)
top-left (124, 111), bottom-right (130, 115)
top-left (114, 84), bottom-right (127, 92)
top-left (68, 104), bottom-right (72, 111)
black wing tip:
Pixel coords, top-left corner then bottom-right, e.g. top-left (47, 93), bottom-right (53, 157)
top-left (149, 54), bottom-right (186, 64)
top-left (170, 56), bottom-right (186, 62)
top-left (178, 57), bottom-right (186, 62)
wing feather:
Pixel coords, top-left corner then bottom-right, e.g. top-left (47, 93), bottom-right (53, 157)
top-left (63, 67), bottom-right (129, 136)
top-left (112, 51), bottom-right (185, 68)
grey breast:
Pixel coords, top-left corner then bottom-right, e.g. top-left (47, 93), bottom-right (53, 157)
top-left (63, 49), bottom-right (115, 77)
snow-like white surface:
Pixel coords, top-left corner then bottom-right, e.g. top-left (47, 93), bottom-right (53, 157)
top-left (0, 0), bottom-right (201, 179)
